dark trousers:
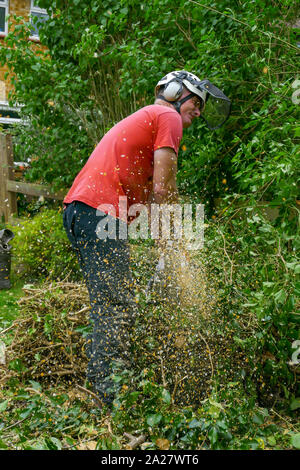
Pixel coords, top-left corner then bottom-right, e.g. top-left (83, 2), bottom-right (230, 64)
top-left (63, 201), bottom-right (137, 404)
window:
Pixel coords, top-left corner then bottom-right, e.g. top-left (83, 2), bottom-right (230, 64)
top-left (0, 0), bottom-right (9, 34)
top-left (30, 1), bottom-right (48, 38)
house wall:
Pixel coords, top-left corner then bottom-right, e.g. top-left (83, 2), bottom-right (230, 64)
top-left (10, 0), bottom-right (30, 18)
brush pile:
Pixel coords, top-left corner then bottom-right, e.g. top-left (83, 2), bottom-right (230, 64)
top-left (131, 244), bottom-right (249, 407)
top-left (1, 281), bottom-right (90, 387)
top-left (1, 244), bottom-right (249, 408)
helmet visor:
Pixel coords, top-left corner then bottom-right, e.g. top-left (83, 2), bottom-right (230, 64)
top-left (198, 80), bottom-right (231, 129)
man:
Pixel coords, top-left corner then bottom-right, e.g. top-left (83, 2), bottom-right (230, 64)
top-left (62, 70), bottom-right (231, 407)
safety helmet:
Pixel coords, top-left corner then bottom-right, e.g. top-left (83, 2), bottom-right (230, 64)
top-left (155, 70), bottom-right (231, 130)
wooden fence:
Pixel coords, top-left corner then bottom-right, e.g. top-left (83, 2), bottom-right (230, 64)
top-left (0, 134), bottom-right (65, 224)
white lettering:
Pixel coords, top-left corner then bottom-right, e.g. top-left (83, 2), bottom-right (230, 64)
top-left (96, 204), bottom-right (116, 239)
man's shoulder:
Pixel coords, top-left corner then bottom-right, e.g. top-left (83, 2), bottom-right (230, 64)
top-left (136, 105), bottom-right (182, 127)
top-left (141, 104), bottom-right (179, 116)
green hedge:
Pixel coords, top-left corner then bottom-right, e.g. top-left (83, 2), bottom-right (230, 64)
top-left (8, 209), bottom-right (80, 281)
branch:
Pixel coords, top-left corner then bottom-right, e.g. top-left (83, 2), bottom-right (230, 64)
top-left (158, 355), bottom-right (167, 388)
top-left (175, 20), bottom-right (197, 51)
top-left (188, 0), bottom-right (299, 51)
top-left (2, 417), bottom-right (28, 432)
top-left (76, 384), bottom-right (104, 408)
top-left (197, 331), bottom-right (215, 381)
top-left (172, 374), bottom-right (188, 404)
top-left (218, 228), bottom-right (235, 285)
top-left (124, 433), bottom-right (146, 450)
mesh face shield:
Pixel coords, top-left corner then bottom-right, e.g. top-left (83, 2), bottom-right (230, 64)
top-left (198, 80), bottom-right (231, 130)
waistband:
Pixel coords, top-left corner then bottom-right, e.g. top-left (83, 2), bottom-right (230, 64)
top-left (63, 201), bottom-right (79, 210)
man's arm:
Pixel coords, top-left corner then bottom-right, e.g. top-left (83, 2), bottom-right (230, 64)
top-left (152, 147), bottom-right (178, 204)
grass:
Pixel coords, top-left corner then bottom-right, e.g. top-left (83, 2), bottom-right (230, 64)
top-left (0, 279), bottom-right (24, 329)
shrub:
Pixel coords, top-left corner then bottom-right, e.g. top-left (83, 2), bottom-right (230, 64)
top-left (8, 209), bottom-right (79, 281)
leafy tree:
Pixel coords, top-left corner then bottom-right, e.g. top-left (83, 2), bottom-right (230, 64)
top-left (1, 0), bottom-right (299, 404)
top-left (1, 0), bottom-right (298, 194)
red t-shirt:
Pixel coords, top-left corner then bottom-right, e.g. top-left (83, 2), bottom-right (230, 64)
top-left (64, 104), bottom-right (182, 222)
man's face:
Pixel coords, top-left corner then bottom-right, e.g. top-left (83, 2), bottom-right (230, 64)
top-left (179, 89), bottom-right (203, 128)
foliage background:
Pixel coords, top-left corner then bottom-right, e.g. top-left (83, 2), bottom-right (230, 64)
top-left (0, 0), bottom-right (299, 450)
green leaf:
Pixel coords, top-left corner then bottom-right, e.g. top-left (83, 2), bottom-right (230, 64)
top-left (291, 433), bottom-right (300, 450)
top-left (274, 289), bottom-right (287, 304)
top-left (253, 413), bottom-right (264, 424)
top-left (0, 439), bottom-right (8, 449)
top-left (188, 418), bottom-right (203, 429)
top-left (233, 336), bottom-right (247, 348)
top-left (28, 380), bottom-right (42, 391)
top-left (0, 400), bottom-right (8, 412)
top-left (126, 391), bottom-right (140, 405)
top-left (146, 414), bottom-right (162, 427)
top-left (161, 388), bottom-right (171, 404)
top-left (9, 358), bottom-right (27, 372)
top-left (31, 63), bottom-right (41, 72)
top-left (286, 262), bottom-right (300, 274)
top-left (20, 408), bottom-right (33, 419)
top-left (262, 282), bottom-right (275, 287)
top-left (208, 427), bottom-right (218, 445)
top-left (267, 436), bottom-right (276, 446)
top-left (45, 437), bottom-right (62, 450)
top-left (290, 397), bottom-right (300, 411)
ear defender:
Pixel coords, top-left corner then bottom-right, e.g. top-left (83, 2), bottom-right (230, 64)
top-left (162, 79), bottom-right (183, 101)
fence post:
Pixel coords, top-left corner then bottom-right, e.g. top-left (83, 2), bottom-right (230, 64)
top-left (0, 134), bottom-right (18, 222)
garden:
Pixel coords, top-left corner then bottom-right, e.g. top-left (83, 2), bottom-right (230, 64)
top-left (0, 0), bottom-right (299, 451)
